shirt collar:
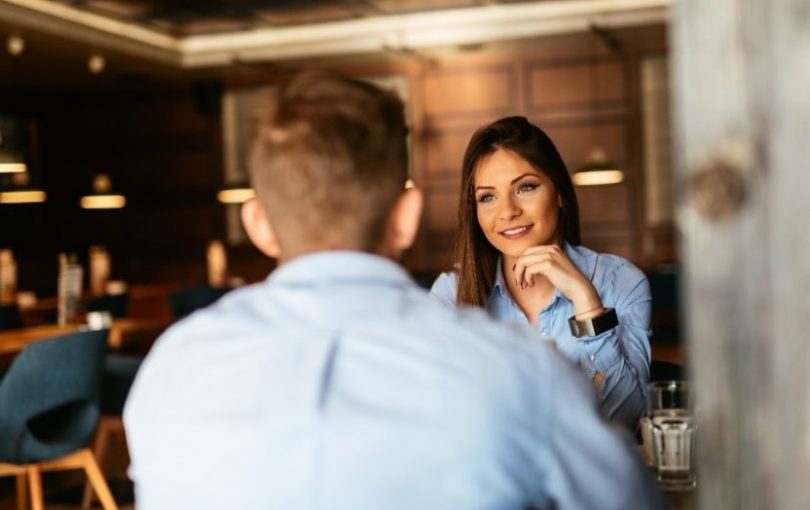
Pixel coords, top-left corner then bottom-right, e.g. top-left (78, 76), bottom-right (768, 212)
top-left (267, 250), bottom-right (413, 287)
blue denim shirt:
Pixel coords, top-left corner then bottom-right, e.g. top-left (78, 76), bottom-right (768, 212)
top-left (431, 243), bottom-right (652, 430)
top-left (126, 251), bottom-right (664, 510)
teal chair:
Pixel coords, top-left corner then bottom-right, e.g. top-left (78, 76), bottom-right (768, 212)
top-left (0, 329), bottom-right (118, 510)
top-left (169, 284), bottom-right (232, 320)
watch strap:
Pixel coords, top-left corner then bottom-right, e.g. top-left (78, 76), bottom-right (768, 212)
top-left (568, 307), bottom-right (618, 338)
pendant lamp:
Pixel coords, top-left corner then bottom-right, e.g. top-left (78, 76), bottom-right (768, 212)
top-left (80, 173), bottom-right (126, 209)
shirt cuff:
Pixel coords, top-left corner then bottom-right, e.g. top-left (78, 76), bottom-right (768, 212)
top-left (578, 329), bottom-right (622, 381)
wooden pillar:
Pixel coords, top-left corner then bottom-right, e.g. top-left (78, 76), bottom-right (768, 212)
top-left (672, 0), bottom-right (810, 508)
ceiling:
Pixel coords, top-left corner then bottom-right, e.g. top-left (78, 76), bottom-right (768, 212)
top-left (0, 0), bottom-right (669, 92)
top-left (46, 0), bottom-right (525, 37)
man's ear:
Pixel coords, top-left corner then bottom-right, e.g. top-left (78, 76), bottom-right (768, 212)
top-left (385, 187), bottom-right (423, 256)
top-left (241, 198), bottom-right (282, 259)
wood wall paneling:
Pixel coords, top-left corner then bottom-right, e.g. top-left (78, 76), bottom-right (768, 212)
top-left (527, 58), bottom-right (625, 112)
top-left (425, 186), bottom-right (461, 234)
top-left (541, 119), bottom-right (628, 171)
top-left (423, 66), bottom-right (517, 118)
top-left (579, 228), bottom-right (634, 261)
top-left (576, 184), bottom-right (632, 225)
top-left (423, 129), bottom-right (475, 177)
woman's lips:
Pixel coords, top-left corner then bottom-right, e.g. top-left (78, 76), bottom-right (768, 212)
top-left (499, 225), bottom-right (532, 239)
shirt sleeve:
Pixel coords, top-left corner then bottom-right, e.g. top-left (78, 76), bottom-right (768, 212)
top-left (534, 351), bottom-right (669, 510)
top-left (577, 263), bottom-right (652, 431)
top-left (428, 271), bottom-right (457, 307)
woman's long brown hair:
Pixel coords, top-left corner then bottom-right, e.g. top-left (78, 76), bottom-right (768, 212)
top-left (453, 116), bottom-right (581, 307)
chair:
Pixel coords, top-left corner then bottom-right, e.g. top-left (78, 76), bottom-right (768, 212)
top-left (0, 329), bottom-right (118, 510)
top-left (82, 291), bottom-right (139, 508)
top-left (169, 284), bottom-right (232, 320)
top-left (86, 292), bottom-right (129, 319)
top-left (81, 353), bottom-right (142, 508)
top-left (0, 303), bottom-right (22, 330)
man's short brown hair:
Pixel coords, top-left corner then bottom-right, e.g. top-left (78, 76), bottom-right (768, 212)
top-left (249, 72), bottom-right (409, 255)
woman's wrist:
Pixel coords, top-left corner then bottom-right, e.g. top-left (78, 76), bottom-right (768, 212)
top-left (571, 286), bottom-right (603, 319)
top-left (574, 303), bottom-right (605, 319)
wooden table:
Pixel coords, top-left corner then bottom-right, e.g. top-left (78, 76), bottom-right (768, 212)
top-left (0, 318), bottom-right (170, 357)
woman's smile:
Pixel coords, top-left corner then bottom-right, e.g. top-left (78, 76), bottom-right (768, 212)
top-left (499, 224), bottom-right (534, 239)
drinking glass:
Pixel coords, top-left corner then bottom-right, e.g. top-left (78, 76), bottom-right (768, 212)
top-left (640, 381), bottom-right (696, 490)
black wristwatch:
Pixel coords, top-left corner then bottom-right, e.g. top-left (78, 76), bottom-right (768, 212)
top-left (568, 308), bottom-right (618, 338)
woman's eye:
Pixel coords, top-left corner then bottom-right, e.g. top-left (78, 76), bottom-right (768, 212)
top-left (476, 193), bottom-right (495, 203)
top-left (517, 182), bottom-right (538, 193)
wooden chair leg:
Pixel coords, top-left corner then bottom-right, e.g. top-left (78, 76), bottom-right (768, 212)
top-left (82, 417), bottom-right (118, 509)
top-left (79, 449), bottom-right (119, 510)
top-left (16, 473), bottom-right (27, 510)
top-left (26, 466), bottom-right (43, 510)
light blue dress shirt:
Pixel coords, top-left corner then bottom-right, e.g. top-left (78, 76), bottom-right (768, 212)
top-left (125, 251), bottom-right (664, 510)
top-left (431, 244), bottom-right (652, 430)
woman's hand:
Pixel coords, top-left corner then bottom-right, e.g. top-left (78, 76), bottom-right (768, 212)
top-left (513, 245), bottom-right (603, 318)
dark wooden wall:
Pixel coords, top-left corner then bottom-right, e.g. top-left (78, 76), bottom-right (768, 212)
top-left (0, 24), bottom-right (670, 297)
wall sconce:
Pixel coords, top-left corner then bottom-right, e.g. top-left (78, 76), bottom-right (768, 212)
top-left (0, 171), bottom-right (46, 204)
top-left (80, 173), bottom-right (126, 209)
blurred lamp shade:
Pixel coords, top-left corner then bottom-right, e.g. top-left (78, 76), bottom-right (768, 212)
top-left (572, 148), bottom-right (624, 186)
top-left (80, 173), bottom-right (126, 209)
top-left (217, 186), bottom-right (255, 204)
top-left (0, 171), bottom-right (46, 204)
top-left (0, 116), bottom-right (28, 174)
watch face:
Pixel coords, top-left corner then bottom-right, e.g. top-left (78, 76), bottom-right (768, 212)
top-left (569, 308), bottom-right (618, 338)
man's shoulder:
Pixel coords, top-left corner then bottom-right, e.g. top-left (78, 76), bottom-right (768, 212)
top-left (407, 289), bottom-right (560, 371)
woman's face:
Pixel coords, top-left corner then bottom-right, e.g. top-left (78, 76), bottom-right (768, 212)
top-left (473, 148), bottom-right (561, 258)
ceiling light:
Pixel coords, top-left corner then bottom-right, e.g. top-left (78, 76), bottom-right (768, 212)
top-left (0, 190), bottom-right (46, 204)
top-left (0, 172), bottom-right (46, 204)
top-left (0, 162), bottom-right (26, 174)
top-left (217, 187), bottom-right (255, 204)
top-left (573, 25), bottom-right (625, 187)
top-left (0, 121), bottom-right (27, 174)
top-left (80, 173), bottom-right (126, 209)
top-left (7, 35), bottom-right (24, 56)
top-left (573, 148), bottom-right (625, 186)
top-left (88, 53), bottom-right (106, 74)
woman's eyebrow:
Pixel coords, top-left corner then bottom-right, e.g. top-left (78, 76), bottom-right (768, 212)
top-left (510, 172), bottom-right (539, 185)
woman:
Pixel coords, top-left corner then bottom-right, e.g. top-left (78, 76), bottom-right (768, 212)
top-left (430, 116), bottom-right (650, 430)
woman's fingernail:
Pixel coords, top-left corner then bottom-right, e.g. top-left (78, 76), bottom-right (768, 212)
top-left (512, 264), bottom-right (516, 271)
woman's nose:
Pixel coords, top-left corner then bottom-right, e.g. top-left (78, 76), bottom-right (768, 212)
top-left (498, 196), bottom-right (521, 220)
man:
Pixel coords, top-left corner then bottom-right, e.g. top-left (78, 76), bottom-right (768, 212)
top-left (124, 73), bottom-right (666, 509)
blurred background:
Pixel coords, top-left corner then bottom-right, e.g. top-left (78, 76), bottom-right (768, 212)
top-left (0, 0), bottom-right (675, 296)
